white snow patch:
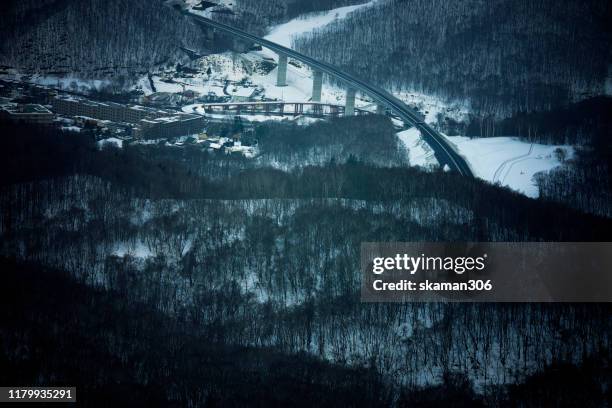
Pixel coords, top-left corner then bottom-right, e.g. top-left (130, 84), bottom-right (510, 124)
top-left (397, 127), bottom-right (439, 169)
top-left (61, 126), bottom-right (82, 133)
top-left (184, 0), bottom-right (234, 18)
top-left (444, 135), bottom-right (573, 198)
top-left (264, 1), bottom-right (379, 49)
top-left (394, 90), bottom-right (471, 125)
top-left (97, 138), bottom-right (124, 149)
top-left (112, 242), bottom-right (153, 259)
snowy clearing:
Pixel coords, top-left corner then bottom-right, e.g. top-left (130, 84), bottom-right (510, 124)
top-left (264, 1), bottom-right (379, 49)
top-left (394, 90), bottom-right (471, 125)
top-left (397, 128), bottom-right (439, 169)
top-left (400, 128), bottom-right (572, 198)
top-left (97, 138), bottom-right (124, 149)
top-left (443, 135), bottom-right (573, 198)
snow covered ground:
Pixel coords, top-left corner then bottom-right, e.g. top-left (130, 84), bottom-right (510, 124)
top-left (264, 1), bottom-right (379, 48)
top-left (1, 72), bottom-right (111, 93)
top-left (397, 127), bottom-right (572, 198)
top-left (394, 90), bottom-right (470, 125)
top-left (183, 0), bottom-right (234, 18)
top-left (97, 138), bottom-right (124, 149)
top-left (61, 125), bottom-right (82, 133)
top-left (112, 241), bottom-right (152, 259)
top-left (443, 135), bottom-right (573, 198)
top-left (397, 128), bottom-right (439, 169)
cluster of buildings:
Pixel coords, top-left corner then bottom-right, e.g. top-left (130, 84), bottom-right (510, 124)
top-left (51, 95), bottom-right (205, 139)
top-left (0, 99), bottom-right (54, 125)
top-left (1, 93), bottom-right (206, 141)
top-left (197, 133), bottom-right (257, 157)
top-left (0, 80), bottom-right (257, 157)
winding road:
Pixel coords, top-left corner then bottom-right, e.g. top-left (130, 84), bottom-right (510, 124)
top-left (181, 9), bottom-right (474, 177)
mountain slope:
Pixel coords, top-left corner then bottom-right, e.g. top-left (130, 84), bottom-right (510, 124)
top-left (0, 0), bottom-right (207, 78)
top-left (294, 0), bottom-right (612, 116)
top-left (214, 0), bottom-right (369, 36)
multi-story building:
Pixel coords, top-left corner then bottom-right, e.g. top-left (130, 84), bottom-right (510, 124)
top-left (135, 114), bottom-right (206, 139)
top-left (51, 95), bottom-right (206, 139)
top-left (51, 95), bottom-right (173, 124)
top-left (0, 103), bottom-right (54, 124)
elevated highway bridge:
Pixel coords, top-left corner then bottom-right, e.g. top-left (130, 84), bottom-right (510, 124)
top-left (173, 5), bottom-right (473, 176)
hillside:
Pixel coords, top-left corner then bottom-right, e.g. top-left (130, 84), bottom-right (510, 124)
top-left (1, 118), bottom-right (611, 403)
top-left (216, 0), bottom-right (369, 36)
top-left (0, 0), bottom-right (207, 79)
top-left (294, 0), bottom-right (612, 117)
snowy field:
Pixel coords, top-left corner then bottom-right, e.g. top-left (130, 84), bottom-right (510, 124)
top-left (444, 135), bottom-right (573, 198)
top-left (396, 127), bottom-right (572, 198)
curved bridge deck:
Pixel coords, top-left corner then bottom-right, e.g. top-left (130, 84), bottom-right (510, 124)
top-left (179, 7), bottom-right (473, 176)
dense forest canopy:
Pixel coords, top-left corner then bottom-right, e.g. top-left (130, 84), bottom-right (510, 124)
top-left (294, 0), bottom-right (612, 117)
top-left (1, 0), bottom-right (611, 402)
top-left (210, 0), bottom-right (368, 36)
top-left (0, 0), bottom-right (369, 74)
top-left (1, 118), bottom-right (611, 405)
top-left (0, 0), bottom-right (206, 77)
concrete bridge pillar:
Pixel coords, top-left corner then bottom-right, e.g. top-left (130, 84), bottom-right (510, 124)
top-left (345, 88), bottom-right (356, 116)
top-left (276, 54), bottom-right (288, 87)
top-left (311, 70), bottom-right (323, 102)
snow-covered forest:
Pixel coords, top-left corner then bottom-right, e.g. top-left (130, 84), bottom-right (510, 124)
top-left (294, 0), bottom-right (611, 117)
top-left (0, 0), bottom-right (206, 77)
top-left (0, 0), bottom-right (370, 77)
top-left (214, 0), bottom-right (368, 35)
top-left (1, 119), bottom-right (611, 405)
top-left (1, 0), bottom-right (611, 404)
